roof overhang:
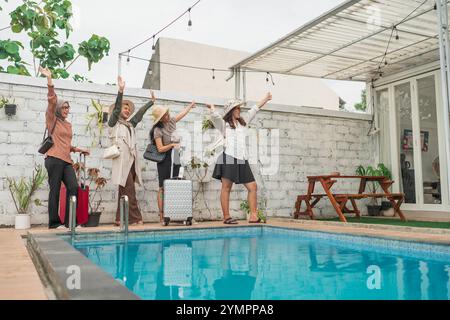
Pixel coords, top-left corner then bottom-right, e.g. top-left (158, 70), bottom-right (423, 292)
top-left (231, 0), bottom-right (442, 82)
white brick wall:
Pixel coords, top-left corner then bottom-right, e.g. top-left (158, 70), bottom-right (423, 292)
top-left (0, 74), bottom-right (375, 226)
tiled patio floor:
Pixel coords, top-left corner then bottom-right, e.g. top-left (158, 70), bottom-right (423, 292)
top-left (1, 217), bottom-right (450, 300)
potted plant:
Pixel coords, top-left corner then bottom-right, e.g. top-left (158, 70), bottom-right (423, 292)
top-left (7, 165), bottom-right (47, 230)
top-left (85, 99), bottom-right (107, 146)
top-left (356, 163), bottom-right (392, 217)
top-left (240, 200), bottom-right (267, 223)
top-left (0, 96), bottom-right (17, 116)
top-left (185, 156), bottom-right (213, 220)
top-left (73, 163), bottom-right (107, 227)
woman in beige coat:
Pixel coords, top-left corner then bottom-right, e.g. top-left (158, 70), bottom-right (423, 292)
top-left (108, 76), bottom-right (155, 225)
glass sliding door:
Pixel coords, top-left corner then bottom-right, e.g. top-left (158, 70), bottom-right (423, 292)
top-left (395, 82), bottom-right (417, 204)
top-left (376, 89), bottom-right (391, 167)
top-left (417, 75), bottom-right (442, 204)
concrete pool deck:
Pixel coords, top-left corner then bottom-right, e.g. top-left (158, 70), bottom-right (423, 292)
top-left (1, 217), bottom-right (450, 300)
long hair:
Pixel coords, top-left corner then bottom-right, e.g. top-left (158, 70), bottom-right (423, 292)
top-left (150, 121), bottom-right (164, 142)
top-left (223, 108), bottom-right (246, 129)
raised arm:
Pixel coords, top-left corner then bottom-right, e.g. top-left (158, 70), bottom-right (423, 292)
top-left (206, 104), bottom-right (224, 132)
top-left (130, 90), bottom-right (156, 128)
top-left (40, 66), bottom-right (57, 127)
top-left (108, 76), bottom-right (125, 127)
top-left (174, 101), bottom-right (196, 122)
top-left (247, 92), bottom-right (272, 124)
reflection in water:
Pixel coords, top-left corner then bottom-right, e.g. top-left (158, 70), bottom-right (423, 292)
top-left (213, 238), bottom-right (258, 300)
top-left (76, 234), bottom-right (450, 300)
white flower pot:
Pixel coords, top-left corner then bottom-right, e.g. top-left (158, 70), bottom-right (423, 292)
top-left (15, 214), bottom-right (31, 230)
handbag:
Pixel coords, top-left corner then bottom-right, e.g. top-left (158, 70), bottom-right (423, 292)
top-left (103, 126), bottom-right (121, 159)
top-left (143, 140), bottom-right (166, 163)
top-left (38, 119), bottom-right (58, 154)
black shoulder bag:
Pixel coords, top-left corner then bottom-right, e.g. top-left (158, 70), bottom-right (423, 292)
top-left (38, 119), bottom-right (58, 154)
top-left (143, 132), bottom-right (167, 163)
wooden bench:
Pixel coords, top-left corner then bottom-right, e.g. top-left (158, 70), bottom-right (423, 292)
top-left (293, 175), bottom-right (406, 222)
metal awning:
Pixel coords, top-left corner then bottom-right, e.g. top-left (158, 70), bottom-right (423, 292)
top-left (231, 0), bottom-right (442, 82)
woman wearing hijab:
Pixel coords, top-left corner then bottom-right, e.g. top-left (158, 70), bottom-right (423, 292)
top-left (40, 66), bottom-right (90, 229)
top-left (207, 92), bottom-right (272, 224)
top-left (149, 101), bottom-right (196, 223)
top-left (108, 76), bottom-right (155, 226)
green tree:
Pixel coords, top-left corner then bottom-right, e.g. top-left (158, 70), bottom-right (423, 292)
top-left (0, 0), bottom-right (110, 80)
top-left (354, 89), bottom-right (367, 111)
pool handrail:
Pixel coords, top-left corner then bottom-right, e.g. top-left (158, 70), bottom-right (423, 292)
top-left (69, 196), bottom-right (77, 239)
top-left (120, 195), bottom-right (129, 238)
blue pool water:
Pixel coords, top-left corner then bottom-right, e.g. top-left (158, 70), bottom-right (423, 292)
top-left (71, 227), bottom-right (450, 300)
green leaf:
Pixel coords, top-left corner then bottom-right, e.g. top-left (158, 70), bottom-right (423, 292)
top-left (6, 65), bottom-right (19, 74)
top-left (11, 24), bottom-right (23, 33)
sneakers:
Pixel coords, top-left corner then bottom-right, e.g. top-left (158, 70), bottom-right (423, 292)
top-left (56, 225), bottom-right (67, 230)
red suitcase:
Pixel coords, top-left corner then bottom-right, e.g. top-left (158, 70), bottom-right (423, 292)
top-left (59, 154), bottom-right (89, 225)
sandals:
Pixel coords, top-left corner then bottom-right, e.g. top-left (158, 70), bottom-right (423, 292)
top-left (223, 217), bottom-right (238, 225)
top-left (248, 218), bottom-right (262, 224)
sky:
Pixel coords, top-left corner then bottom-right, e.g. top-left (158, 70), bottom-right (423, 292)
top-left (0, 0), bottom-right (365, 108)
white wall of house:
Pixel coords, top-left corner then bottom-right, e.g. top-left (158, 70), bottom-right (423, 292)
top-left (143, 38), bottom-right (340, 110)
top-left (0, 73), bottom-right (374, 226)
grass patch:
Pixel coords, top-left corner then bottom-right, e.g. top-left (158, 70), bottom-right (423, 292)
top-left (318, 217), bottom-right (450, 229)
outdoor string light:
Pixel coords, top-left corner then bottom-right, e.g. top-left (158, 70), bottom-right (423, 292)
top-left (152, 36), bottom-right (156, 51)
top-left (188, 8), bottom-right (192, 31)
top-left (212, 68), bottom-right (215, 80)
top-left (119, 0), bottom-right (202, 56)
top-left (376, 0), bottom-right (428, 80)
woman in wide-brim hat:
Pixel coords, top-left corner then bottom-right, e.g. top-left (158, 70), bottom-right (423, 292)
top-left (149, 101), bottom-right (196, 223)
top-left (207, 92), bottom-right (272, 225)
top-left (108, 76), bottom-right (155, 226)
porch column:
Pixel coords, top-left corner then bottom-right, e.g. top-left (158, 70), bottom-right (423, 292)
top-left (436, 0), bottom-right (450, 203)
top-left (234, 67), bottom-right (241, 99)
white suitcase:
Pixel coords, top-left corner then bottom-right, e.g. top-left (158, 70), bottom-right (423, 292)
top-left (163, 149), bottom-right (193, 226)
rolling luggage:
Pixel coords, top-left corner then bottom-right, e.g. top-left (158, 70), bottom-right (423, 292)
top-left (59, 154), bottom-right (89, 226)
top-left (163, 149), bottom-right (193, 226)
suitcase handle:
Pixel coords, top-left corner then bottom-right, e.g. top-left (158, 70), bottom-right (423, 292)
top-left (79, 153), bottom-right (87, 190)
top-left (170, 147), bottom-right (185, 179)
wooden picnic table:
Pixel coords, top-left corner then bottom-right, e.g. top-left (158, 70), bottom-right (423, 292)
top-left (294, 175), bottom-right (406, 223)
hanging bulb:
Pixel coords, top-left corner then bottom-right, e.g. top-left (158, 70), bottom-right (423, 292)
top-left (384, 59), bottom-right (388, 66)
top-left (148, 66), bottom-right (153, 76)
top-left (266, 72), bottom-right (275, 86)
top-left (152, 36), bottom-right (156, 51)
top-left (188, 8), bottom-right (192, 31)
top-left (394, 26), bottom-right (399, 40)
top-left (126, 50), bottom-right (130, 63)
top-left (212, 68), bottom-right (215, 80)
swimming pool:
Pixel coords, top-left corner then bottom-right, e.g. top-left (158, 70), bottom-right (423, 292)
top-left (68, 226), bottom-right (450, 300)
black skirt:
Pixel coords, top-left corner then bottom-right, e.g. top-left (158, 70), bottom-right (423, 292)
top-left (157, 149), bottom-right (180, 188)
top-left (212, 153), bottom-right (255, 184)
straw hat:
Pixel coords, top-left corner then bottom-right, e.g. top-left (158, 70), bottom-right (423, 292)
top-left (151, 105), bottom-right (169, 125)
top-left (222, 99), bottom-right (245, 119)
top-left (109, 99), bottom-right (135, 115)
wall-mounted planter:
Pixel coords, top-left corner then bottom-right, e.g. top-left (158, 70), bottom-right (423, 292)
top-left (5, 104), bottom-right (17, 117)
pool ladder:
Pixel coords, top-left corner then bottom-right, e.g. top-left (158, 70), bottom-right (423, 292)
top-left (68, 195), bottom-right (129, 240)
top-left (119, 195), bottom-right (129, 238)
top-left (69, 196), bottom-right (77, 240)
